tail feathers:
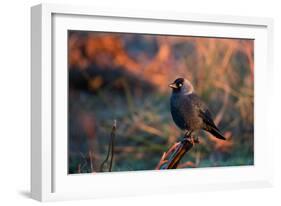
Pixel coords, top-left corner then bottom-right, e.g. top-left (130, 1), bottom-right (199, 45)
top-left (208, 128), bottom-right (226, 140)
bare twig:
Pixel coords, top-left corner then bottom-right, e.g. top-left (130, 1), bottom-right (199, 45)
top-left (99, 120), bottom-right (117, 172)
top-left (89, 150), bottom-right (94, 172)
top-left (108, 120), bottom-right (116, 172)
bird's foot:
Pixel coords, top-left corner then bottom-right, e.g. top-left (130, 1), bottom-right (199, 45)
top-left (184, 131), bottom-right (192, 138)
top-left (181, 135), bottom-right (200, 144)
top-left (193, 136), bottom-right (200, 144)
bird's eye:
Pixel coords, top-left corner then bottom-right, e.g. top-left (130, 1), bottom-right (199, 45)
top-left (178, 83), bottom-right (183, 87)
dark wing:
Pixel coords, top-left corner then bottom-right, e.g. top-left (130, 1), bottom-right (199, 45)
top-left (189, 94), bottom-right (226, 140)
top-left (199, 109), bottom-right (219, 131)
top-left (199, 109), bottom-right (226, 140)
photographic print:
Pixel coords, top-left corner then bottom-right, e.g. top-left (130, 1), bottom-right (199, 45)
top-left (68, 31), bottom-right (254, 174)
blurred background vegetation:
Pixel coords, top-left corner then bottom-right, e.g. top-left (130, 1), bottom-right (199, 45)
top-left (68, 31), bottom-right (254, 174)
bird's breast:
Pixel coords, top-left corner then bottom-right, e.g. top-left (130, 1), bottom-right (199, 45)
top-left (170, 93), bottom-right (203, 131)
top-left (170, 94), bottom-right (189, 130)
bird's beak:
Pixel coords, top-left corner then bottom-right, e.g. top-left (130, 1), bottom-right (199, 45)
top-left (169, 83), bottom-right (178, 89)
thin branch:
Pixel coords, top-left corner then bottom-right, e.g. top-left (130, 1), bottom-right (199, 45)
top-left (108, 120), bottom-right (116, 171)
top-left (99, 120), bottom-right (117, 172)
top-left (89, 150), bottom-right (94, 172)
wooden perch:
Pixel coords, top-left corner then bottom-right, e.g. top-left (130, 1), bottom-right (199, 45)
top-left (156, 135), bottom-right (197, 170)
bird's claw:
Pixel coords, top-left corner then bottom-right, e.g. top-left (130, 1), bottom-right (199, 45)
top-left (193, 136), bottom-right (200, 144)
top-left (181, 135), bottom-right (200, 144)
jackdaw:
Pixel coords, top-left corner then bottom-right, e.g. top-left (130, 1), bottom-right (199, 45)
top-left (169, 78), bottom-right (226, 140)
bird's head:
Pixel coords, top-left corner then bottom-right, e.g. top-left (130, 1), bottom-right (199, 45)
top-left (169, 78), bottom-right (194, 94)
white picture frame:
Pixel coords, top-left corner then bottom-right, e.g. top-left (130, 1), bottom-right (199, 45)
top-left (31, 3), bottom-right (274, 202)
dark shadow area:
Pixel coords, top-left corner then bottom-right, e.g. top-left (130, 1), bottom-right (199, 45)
top-left (18, 190), bottom-right (31, 198)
